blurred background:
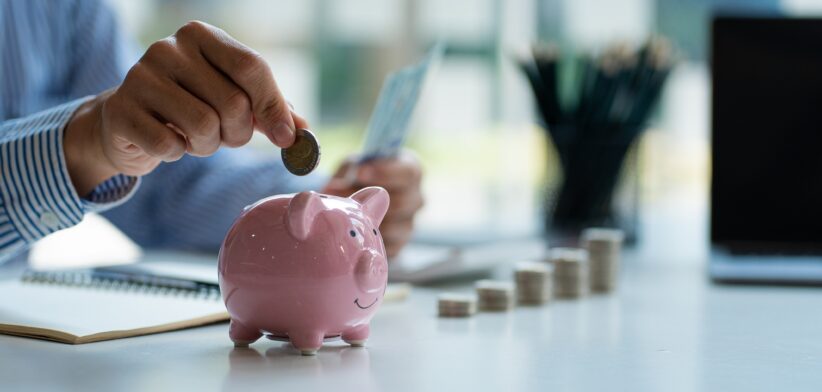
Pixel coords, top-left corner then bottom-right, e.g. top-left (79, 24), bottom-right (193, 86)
top-left (102, 0), bottom-right (822, 258)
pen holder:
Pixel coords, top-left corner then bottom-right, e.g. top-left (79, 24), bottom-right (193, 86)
top-left (517, 38), bottom-right (675, 246)
top-left (541, 129), bottom-right (641, 246)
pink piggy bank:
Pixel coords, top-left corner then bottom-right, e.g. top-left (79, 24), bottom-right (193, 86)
top-left (218, 187), bottom-right (390, 355)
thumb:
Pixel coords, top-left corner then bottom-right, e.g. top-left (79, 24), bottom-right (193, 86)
top-left (254, 114), bottom-right (295, 149)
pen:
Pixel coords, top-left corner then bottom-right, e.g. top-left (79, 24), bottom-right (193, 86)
top-left (91, 268), bottom-right (219, 292)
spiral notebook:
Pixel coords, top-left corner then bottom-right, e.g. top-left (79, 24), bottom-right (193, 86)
top-left (0, 267), bottom-right (229, 344)
top-left (0, 259), bottom-right (412, 345)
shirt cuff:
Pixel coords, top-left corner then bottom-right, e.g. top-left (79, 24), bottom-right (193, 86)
top-left (0, 97), bottom-right (139, 247)
top-left (82, 175), bottom-right (140, 212)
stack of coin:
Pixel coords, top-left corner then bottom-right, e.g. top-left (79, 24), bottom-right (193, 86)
top-left (514, 261), bottom-right (553, 305)
top-left (475, 280), bottom-right (515, 311)
top-left (550, 247), bottom-right (589, 298)
top-left (582, 228), bottom-right (624, 292)
top-left (437, 293), bottom-right (477, 318)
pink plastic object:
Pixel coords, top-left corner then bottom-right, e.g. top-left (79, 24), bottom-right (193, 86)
top-left (218, 187), bottom-right (390, 355)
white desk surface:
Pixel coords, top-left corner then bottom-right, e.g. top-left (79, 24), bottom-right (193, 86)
top-left (2, 245), bottom-right (822, 392)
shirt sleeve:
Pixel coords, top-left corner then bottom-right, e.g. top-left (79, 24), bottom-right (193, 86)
top-left (103, 148), bottom-right (326, 252)
top-left (0, 98), bottom-right (139, 263)
top-left (66, 0), bottom-right (138, 99)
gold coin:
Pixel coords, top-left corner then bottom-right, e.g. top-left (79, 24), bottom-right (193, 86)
top-left (282, 128), bottom-right (320, 176)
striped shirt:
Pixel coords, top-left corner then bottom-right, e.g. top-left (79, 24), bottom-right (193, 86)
top-left (0, 0), bottom-right (322, 264)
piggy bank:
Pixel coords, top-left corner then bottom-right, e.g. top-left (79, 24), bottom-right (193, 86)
top-left (218, 187), bottom-right (390, 355)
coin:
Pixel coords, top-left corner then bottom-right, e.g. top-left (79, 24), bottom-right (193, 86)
top-left (582, 228), bottom-right (624, 292)
top-left (438, 293), bottom-right (477, 317)
top-left (475, 280), bottom-right (515, 312)
top-left (514, 261), bottom-right (552, 305)
top-left (282, 128), bottom-right (320, 176)
top-left (550, 247), bottom-right (589, 298)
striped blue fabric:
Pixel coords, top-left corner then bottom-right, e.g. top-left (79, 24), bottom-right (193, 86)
top-left (0, 0), bottom-right (323, 264)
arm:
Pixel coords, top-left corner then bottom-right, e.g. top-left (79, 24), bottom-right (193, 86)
top-left (63, 20), bottom-right (305, 197)
top-left (0, 99), bottom-right (138, 263)
top-left (0, 0), bottom-right (138, 263)
top-left (63, 18), bottom-right (309, 250)
top-left (103, 148), bottom-right (324, 251)
top-left (59, 1), bottom-right (313, 251)
top-left (103, 146), bottom-right (425, 256)
top-left (3, 2), bottom-right (307, 261)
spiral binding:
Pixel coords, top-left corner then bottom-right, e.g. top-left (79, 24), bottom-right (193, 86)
top-left (21, 269), bottom-right (221, 301)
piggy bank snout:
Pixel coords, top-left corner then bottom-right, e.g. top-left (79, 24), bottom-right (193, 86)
top-left (355, 250), bottom-right (387, 293)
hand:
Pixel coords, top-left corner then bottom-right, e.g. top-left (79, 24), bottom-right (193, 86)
top-left (64, 21), bottom-right (309, 196)
top-left (323, 150), bottom-right (424, 258)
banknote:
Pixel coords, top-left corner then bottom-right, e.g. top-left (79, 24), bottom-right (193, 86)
top-left (359, 43), bottom-right (444, 160)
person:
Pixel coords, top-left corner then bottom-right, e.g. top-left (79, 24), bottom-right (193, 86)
top-left (0, 0), bottom-right (423, 264)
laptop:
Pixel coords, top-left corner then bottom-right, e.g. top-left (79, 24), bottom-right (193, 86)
top-left (709, 16), bottom-right (822, 284)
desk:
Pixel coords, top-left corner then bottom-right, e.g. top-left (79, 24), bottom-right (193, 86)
top-left (2, 248), bottom-right (822, 392)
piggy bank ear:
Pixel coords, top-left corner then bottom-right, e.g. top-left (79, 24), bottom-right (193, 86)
top-left (351, 187), bottom-right (390, 226)
top-left (286, 191), bottom-right (325, 241)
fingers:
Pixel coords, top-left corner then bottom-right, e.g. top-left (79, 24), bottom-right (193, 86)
top-left (173, 21), bottom-right (296, 148)
top-left (126, 63), bottom-right (221, 157)
top-left (102, 21), bottom-right (312, 177)
top-left (386, 188), bottom-right (425, 219)
top-left (321, 179), bottom-right (355, 198)
top-left (162, 47), bottom-right (254, 148)
top-left (324, 150), bottom-right (424, 217)
top-left (355, 152), bottom-right (422, 190)
top-left (319, 177), bottom-right (417, 258)
top-left (381, 219), bottom-right (414, 259)
top-left (320, 150), bottom-right (424, 259)
top-left (323, 180), bottom-right (422, 223)
top-left (110, 103), bottom-right (187, 162)
top-left (321, 151), bottom-right (423, 258)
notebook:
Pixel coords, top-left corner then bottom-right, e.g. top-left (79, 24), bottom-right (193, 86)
top-left (0, 257), bottom-right (412, 344)
top-left (0, 267), bottom-right (228, 344)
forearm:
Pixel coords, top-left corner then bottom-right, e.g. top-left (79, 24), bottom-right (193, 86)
top-left (0, 98), bottom-right (139, 264)
top-left (103, 149), bottom-right (325, 252)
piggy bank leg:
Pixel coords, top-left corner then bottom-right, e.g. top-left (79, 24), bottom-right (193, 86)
top-left (229, 319), bottom-right (262, 347)
top-left (289, 331), bottom-right (324, 356)
top-left (342, 324), bottom-right (370, 347)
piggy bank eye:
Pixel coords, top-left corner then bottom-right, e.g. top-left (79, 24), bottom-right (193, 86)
top-left (372, 229), bottom-right (378, 236)
top-left (349, 230), bottom-right (356, 237)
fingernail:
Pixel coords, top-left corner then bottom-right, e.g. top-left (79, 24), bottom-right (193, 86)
top-left (358, 166), bottom-right (374, 183)
top-left (273, 122), bottom-right (295, 147)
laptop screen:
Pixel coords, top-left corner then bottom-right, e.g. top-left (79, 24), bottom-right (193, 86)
top-left (711, 16), bottom-right (822, 253)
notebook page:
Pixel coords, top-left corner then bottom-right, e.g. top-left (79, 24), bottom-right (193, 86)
top-left (0, 279), bottom-right (227, 342)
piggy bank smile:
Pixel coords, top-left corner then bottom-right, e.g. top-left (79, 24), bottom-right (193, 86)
top-left (354, 297), bottom-right (379, 310)
top-left (218, 187), bottom-right (390, 356)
